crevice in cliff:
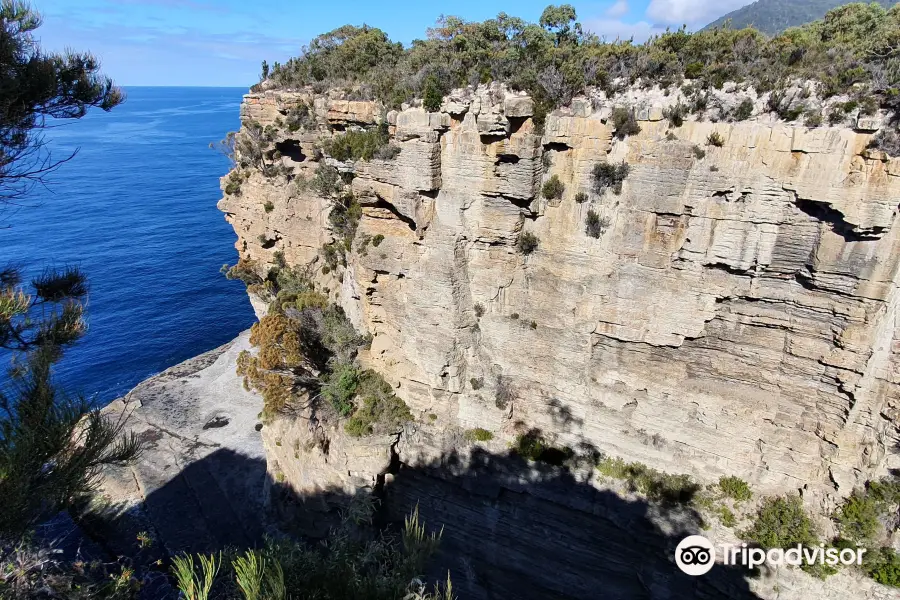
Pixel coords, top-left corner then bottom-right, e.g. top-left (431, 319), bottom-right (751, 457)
top-left (259, 235), bottom-right (279, 249)
top-left (793, 270), bottom-right (862, 300)
top-left (543, 142), bottom-right (571, 152)
top-left (791, 193), bottom-right (885, 242)
top-left (705, 262), bottom-right (757, 276)
top-left (275, 139), bottom-right (306, 162)
top-left (373, 431), bottom-right (403, 528)
top-left (369, 198), bottom-right (417, 231)
top-left (508, 116), bottom-right (529, 134)
top-left (479, 133), bottom-right (508, 144)
top-left (483, 191), bottom-right (537, 215)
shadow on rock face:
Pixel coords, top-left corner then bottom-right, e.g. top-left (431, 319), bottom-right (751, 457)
top-left (379, 446), bottom-right (760, 600)
top-left (83, 442), bottom-right (760, 600)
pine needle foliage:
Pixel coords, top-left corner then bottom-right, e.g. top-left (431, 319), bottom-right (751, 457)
top-left (233, 550), bottom-right (286, 600)
top-left (0, 0), bottom-right (124, 204)
top-left (0, 267), bottom-right (141, 539)
top-left (171, 553), bottom-right (221, 600)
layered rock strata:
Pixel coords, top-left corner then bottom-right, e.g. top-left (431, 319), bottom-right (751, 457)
top-left (218, 84), bottom-right (900, 599)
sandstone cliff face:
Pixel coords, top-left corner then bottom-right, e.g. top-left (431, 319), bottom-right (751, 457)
top-left (218, 85), bottom-right (900, 599)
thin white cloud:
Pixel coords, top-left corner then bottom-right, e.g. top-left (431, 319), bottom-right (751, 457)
top-left (583, 17), bottom-right (667, 43)
top-left (645, 0), bottom-right (753, 26)
top-left (605, 0), bottom-right (630, 18)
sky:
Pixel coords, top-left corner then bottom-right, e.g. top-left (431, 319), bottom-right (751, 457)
top-left (34, 0), bottom-right (755, 87)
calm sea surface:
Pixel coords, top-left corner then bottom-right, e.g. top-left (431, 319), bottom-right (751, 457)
top-left (2, 87), bottom-right (256, 405)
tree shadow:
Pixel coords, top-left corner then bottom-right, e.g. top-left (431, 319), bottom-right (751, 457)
top-left (88, 440), bottom-right (762, 600)
top-left (379, 445), bottom-right (760, 600)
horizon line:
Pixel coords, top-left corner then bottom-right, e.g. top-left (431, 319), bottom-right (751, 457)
top-left (120, 84), bottom-right (253, 89)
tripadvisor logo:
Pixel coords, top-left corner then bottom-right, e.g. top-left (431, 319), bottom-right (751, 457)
top-left (675, 535), bottom-right (866, 576)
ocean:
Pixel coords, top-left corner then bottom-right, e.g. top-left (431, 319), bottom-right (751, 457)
top-left (1, 87), bottom-right (257, 405)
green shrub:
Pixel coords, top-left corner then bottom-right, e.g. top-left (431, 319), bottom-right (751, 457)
top-left (718, 506), bottom-right (737, 528)
top-left (311, 164), bottom-right (343, 197)
top-left (836, 490), bottom-right (881, 544)
top-left (689, 89), bottom-right (709, 113)
top-left (374, 144), bottom-right (401, 160)
top-left (591, 161), bottom-right (630, 195)
top-left (269, 287), bottom-right (328, 315)
top-left (732, 98), bottom-right (754, 121)
top-left (859, 95), bottom-right (879, 116)
top-left (512, 429), bottom-right (573, 466)
top-left (718, 476), bottom-right (752, 501)
top-left (585, 209), bottom-right (609, 238)
top-left (804, 109), bottom-right (823, 128)
top-left (224, 170), bottom-right (246, 195)
top-left (663, 103), bottom-right (687, 127)
top-left (706, 131), bottom-right (725, 147)
top-left (328, 194), bottom-right (362, 250)
top-left (285, 100), bottom-right (315, 132)
top-left (611, 107), bottom-right (641, 139)
top-left (474, 302), bottom-right (484, 317)
top-left (320, 304), bottom-right (367, 361)
top-left (322, 123), bottom-right (391, 162)
top-left (321, 242), bottom-right (344, 271)
top-left (322, 360), bottom-right (360, 416)
top-left (692, 145), bottom-right (706, 159)
top-left (834, 476), bottom-right (900, 546)
top-left (422, 75), bottom-right (445, 112)
top-left (864, 547), bottom-right (900, 587)
top-left (574, 191), bottom-right (588, 203)
top-left (345, 370), bottom-right (412, 437)
top-left (596, 457), bottom-right (700, 505)
top-left (371, 234), bottom-right (385, 247)
top-left (827, 106), bottom-right (847, 125)
top-left (516, 231), bottom-right (539, 255)
top-left (470, 377), bottom-right (484, 390)
top-left (224, 258), bottom-right (263, 287)
top-left (263, 201), bottom-right (274, 213)
top-left (541, 174), bottom-right (565, 200)
top-left (742, 495), bottom-right (819, 550)
top-left (868, 475), bottom-right (900, 505)
top-left (464, 428), bottom-right (494, 442)
top-left (869, 129), bottom-right (900, 157)
top-left (684, 61), bottom-right (703, 79)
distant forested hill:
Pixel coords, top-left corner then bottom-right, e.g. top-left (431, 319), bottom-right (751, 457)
top-left (704, 0), bottom-right (898, 35)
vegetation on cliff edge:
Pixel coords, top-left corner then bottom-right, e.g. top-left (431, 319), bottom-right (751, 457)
top-left (261, 3), bottom-right (900, 122)
top-left (232, 261), bottom-right (410, 436)
top-left (170, 500), bottom-right (453, 600)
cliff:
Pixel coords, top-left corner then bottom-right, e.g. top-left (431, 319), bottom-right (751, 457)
top-left (217, 84), bottom-right (900, 598)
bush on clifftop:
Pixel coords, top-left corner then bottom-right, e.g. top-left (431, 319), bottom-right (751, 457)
top-left (262, 4), bottom-right (900, 121)
top-left (322, 123), bottom-right (393, 162)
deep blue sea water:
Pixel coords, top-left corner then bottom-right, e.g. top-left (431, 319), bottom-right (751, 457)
top-left (2, 87), bottom-right (257, 405)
